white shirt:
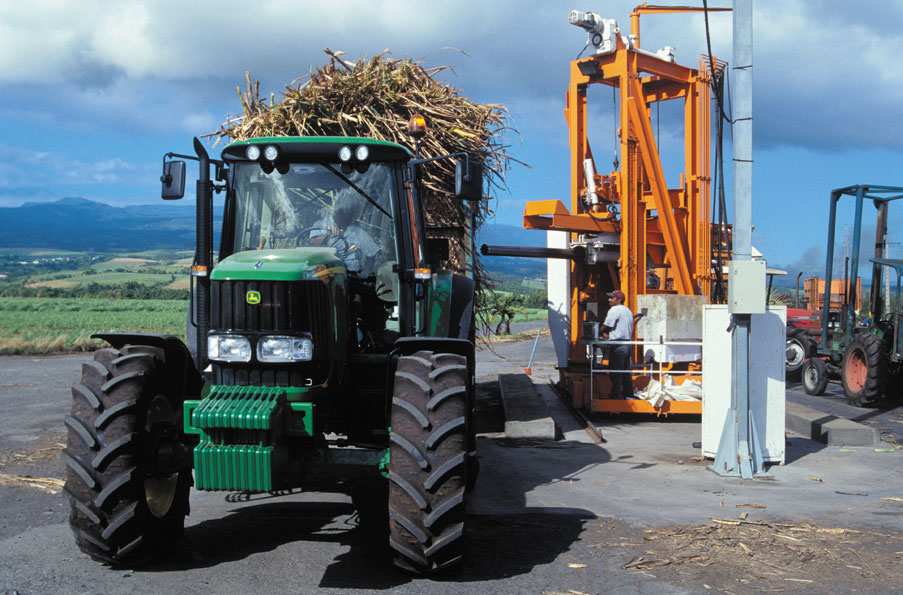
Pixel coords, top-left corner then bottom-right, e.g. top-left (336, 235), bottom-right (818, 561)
top-left (603, 303), bottom-right (634, 341)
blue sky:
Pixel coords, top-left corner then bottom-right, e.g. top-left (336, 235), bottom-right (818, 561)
top-left (2, 1), bottom-right (902, 277)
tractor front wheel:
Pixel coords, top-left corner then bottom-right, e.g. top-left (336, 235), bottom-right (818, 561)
top-left (785, 327), bottom-right (813, 377)
top-left (388, 351), bottom-right (469, 574)
top-left (63, 346), bottom-right (191, 566)
top-left (802, 357), bottom-right (829, 396)
top-left (841, 332), bottom-right (889, 407)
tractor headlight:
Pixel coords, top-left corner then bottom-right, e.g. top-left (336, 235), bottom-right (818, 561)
top-left (354, 144), bottom-right (369, 161)
top-left (257, 334), bottom-right (314, 362)
top-left (245, 145), bottom-right (261, 161)
top-left (338, 145), bottom-right (353, 162)
top-left (208, 334), bottom-right (252, 362)
top-left (263, 145), bottom-right (279, 161)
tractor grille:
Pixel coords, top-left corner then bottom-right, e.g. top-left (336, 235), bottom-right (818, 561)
top-left (210, 279), bottom-right (333, 387)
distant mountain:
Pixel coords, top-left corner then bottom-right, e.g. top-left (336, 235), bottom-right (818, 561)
top-left (0, 198), bottom-right (550, 277)
top-left (0, 198), bottom-right (221, 251)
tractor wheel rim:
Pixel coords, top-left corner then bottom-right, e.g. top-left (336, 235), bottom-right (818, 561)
top-left (146, 474), bottom-right (179, 518)
top-left (846, 348), bottom-right (867, 393)
top-left (804, 365), bottom-right (816, 388)
top-left (144, 394), bottom-right (179, 518)
top-left (786, 340), bottom-right (805, 366)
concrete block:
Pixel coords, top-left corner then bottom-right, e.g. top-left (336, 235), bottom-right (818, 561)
top-left (504, 418), bottom-right (558, 439)
top-left (821, 418), bottom-right (880, 446)
top-left (785, 402), bottom-right (878, 446)
top-left (498, 373), bottom-right (559, 440)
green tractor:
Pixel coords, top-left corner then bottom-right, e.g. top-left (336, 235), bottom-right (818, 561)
top-left (62, 121), bottom-right (484, 573)
top-left (801, 185), bottom-right (903, 406)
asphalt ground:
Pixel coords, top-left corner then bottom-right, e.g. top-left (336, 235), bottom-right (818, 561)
top-left (2, 325), bottom-right (903, 593)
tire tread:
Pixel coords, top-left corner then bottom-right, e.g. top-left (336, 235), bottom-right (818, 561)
top-left (389, 351), bottom-right (470, 574)
top-left (63, 345), bottom-right (190, 566)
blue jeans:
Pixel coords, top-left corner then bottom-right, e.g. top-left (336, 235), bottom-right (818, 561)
top-left (608, 344), bottom-right (633, 399)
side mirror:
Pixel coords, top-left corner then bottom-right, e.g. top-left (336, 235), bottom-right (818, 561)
top-left (161, 160), bottom-right (186, 200)
top-left (215, 162), bottom-right (229, 182)
top-left (455, 158), bottom-right (483, 200)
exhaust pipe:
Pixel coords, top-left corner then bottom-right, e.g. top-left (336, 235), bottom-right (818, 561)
top-left (480, 244), bottom-right (587, 262)
top-left (194, 137), bottom-right (213, 368)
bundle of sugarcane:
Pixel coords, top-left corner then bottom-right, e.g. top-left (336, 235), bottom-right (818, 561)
top-left (208, 49), bottom-right (519, 282)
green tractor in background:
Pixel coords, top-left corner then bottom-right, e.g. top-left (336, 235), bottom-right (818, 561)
top-left (62, 119), bottom-right (483, 573)
top-left (801, 185), bottom-right (903, 406)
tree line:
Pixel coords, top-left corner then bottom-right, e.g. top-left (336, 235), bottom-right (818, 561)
top-left (0, 282), bottom-right (188, 300)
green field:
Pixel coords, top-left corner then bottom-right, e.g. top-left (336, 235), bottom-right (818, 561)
top-left (1, 250), bottom-right (193, 289)
top-left (0, 293), bottom-right (546, 354)
top-left (90, 260), bottom-right (185, 274)
top-left (30, 272), bottom-right (179, 288)
top-left (479, 306), bottom-right (547, 333)
top-left (0, 297), bottom-right (187, 354)
top-left (0, 249), bottom-right (548, 353)
top-left (517, 308), bottom-right (547, 321)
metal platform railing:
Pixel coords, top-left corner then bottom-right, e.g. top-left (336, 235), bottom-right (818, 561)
top-left (585, 338), bottom-right (704, 400)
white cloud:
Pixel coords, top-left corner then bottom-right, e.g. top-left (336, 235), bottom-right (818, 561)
top-left (1, 1), bottom-right (903, 153)
top-left (182, 112), bottom-right (223, 136)
top-left (90, 3), bottom-right (158, 78)
top-left (0, 142), bottom-right (144, 190)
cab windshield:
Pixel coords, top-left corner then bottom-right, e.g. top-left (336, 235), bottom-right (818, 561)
top-left (227, 162), bottom-right (398, 278)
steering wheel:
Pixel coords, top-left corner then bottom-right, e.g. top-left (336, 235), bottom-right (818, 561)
top-left (296, 226), bottom-right (351, 260)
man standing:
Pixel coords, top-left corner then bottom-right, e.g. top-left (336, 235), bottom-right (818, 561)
top-left (601, 290), bottom-right (634, 399)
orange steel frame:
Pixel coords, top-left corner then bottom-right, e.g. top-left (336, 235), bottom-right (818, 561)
top-left (524, 7), bottom-right (725, 414)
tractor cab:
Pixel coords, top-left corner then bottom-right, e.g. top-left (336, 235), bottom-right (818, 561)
top-left (218, 137), bottom-right (416, 355)
top-left (161, 131), bottom-right (482, 364)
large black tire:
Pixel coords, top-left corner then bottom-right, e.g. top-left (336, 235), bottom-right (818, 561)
top-left (785, 327), bottom-right (813, 377)
top-left (389, 351), bottom-right (469, 573)
top-left (841, 332), bottom-right (889, 407)
top-left (63, 346), bottom-right (191, 566)
top-left (802, 357), bottom-right (829, 396)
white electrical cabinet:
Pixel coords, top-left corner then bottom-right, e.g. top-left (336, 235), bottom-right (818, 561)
top-left (728, 260), bottom-right (767, 314)
top-left (701, 305), bottom-right (786, 464)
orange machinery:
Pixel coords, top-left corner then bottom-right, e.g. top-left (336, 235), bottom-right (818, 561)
top-left (524, 5), bottom-right (730, 414)
top-left (803, 276), bottom-right (862, 313)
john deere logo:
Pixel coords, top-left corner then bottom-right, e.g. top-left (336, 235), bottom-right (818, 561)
top-left (246, 291), bottom-right (261, 305)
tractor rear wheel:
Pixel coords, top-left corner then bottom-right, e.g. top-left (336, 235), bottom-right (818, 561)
top-left (802, 357), bottom-right (829, 396)
top-left (389, 350), bottom-right (469, 574)
top-left (785, 327), bottom-right (812, 377)
top-left (841, 332), bottom-right (889, 407)
top-left (63, 346), bottom-right (191, 566)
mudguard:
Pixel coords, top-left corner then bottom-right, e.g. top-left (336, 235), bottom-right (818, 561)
top-left (425, 271), bottom-right (475, 342)
top-left (394, 336), bottom-right (473, 366)
top-left (449, 274), bottom-right (476, 343)
top-left (91, 332), bottom-right (205, 399)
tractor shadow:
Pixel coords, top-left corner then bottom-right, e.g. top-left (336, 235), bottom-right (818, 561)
top-left (145, 497), bottom-right (595, 589)
top-left (144, 378), bottom-right (606, 587)
top-left (319, 509), bottom-right (596, 589)
top-left (148, 497), bottom-right (360, 570)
